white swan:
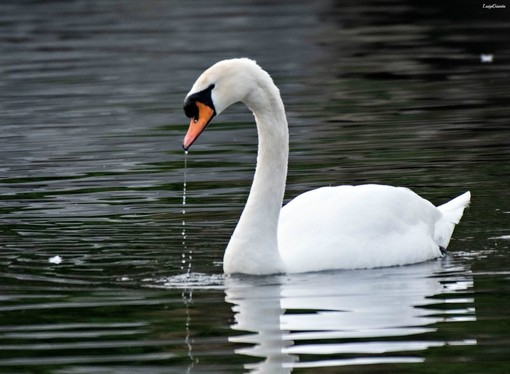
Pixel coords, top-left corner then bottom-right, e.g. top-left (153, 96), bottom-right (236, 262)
top-left (182, 58), bottom-right (470, 275)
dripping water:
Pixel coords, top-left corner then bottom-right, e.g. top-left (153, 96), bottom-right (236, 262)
top-left (181, 150), bottom-right (195, 371)
top-left (181, 150), bottom-right (192, 278)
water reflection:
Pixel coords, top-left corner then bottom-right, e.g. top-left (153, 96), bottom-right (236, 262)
top-left (224, 260), bottom-right (475, 372)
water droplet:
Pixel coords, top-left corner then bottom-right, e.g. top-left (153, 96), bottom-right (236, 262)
top-left (181, 150), bottom-right (193, 279)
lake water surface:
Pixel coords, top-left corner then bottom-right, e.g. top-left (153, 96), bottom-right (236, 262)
top-left (1, 1), bottom-right (510, 373)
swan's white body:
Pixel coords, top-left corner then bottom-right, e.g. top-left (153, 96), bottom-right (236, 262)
top-left (183, 58), bottom-right (470, 275)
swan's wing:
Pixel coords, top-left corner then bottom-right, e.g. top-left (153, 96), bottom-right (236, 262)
top-left (278, 185), bottom-right (444, 272)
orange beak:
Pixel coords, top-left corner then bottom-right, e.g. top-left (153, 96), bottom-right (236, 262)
top-left (183, 102), bottom-right (215, 151)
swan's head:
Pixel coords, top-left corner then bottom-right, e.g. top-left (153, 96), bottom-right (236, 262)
top-left (182, 58), bottom-right (268, 150)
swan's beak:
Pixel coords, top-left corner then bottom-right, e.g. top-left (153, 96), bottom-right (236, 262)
top-left (183, 102), bottom-right (215, 150)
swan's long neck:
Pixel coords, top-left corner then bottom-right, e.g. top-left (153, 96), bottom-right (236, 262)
top-left (223, 79), bottom-right (288, 274)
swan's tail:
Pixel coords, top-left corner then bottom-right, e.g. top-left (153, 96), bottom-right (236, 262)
top-left (435, 191), bottom-right (471, 249)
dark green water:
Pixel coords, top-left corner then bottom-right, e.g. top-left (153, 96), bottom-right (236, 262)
top-left (1, 0), bottom-right (509, 373)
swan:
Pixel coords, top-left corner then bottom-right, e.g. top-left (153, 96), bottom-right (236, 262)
top-left (182, 58), bottom-right (470, 275)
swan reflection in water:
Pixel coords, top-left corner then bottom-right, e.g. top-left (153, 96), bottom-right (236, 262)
top-left (224, 258), bottom-right (476, 373)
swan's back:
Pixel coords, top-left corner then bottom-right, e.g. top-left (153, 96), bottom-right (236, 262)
top-left (278, 185), bottom-right (470, 273)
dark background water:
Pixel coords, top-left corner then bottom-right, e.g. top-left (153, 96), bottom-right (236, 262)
top-left (0, 0), bottom-right (509, 373)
